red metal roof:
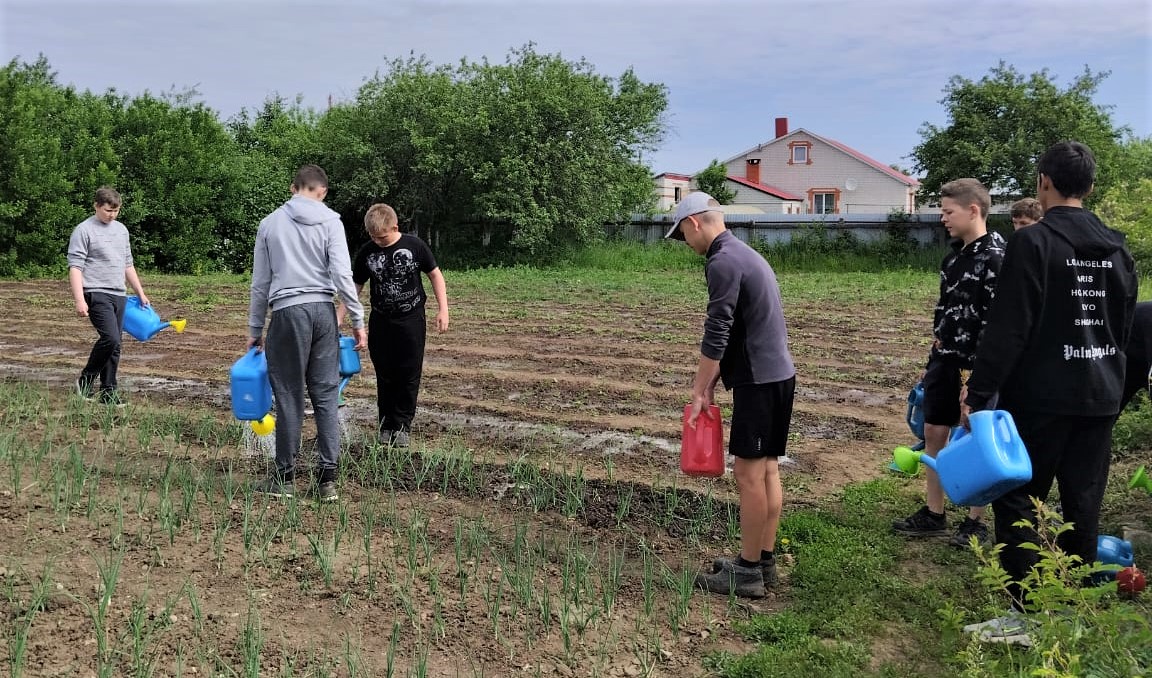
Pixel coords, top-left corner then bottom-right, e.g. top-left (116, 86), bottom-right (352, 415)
top-left (809, 133), bottom-right (920, 186)
top-left (725, 175), bottom-right (804, 201)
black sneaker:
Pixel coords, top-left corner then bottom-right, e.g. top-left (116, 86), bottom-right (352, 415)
top-left (892, 506), bottom-right (949, 537)
top-left (949, 517), bottom-right (991, 549)
top-left (75, 377), bottom-right (95, 401)
top-left (98, 389), bottom-right (128, 408)
top-left (308, 481), bottom-right (339, 503)
top-left (253, 476), bottom-right (294, 499)
top-left (695, 558), bottom-right (766, 598)
top-left (712, 556), bottom-right (778, 587)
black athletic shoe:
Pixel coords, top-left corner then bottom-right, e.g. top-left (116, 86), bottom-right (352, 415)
top-left (892, 506), bottom-right (949, 537)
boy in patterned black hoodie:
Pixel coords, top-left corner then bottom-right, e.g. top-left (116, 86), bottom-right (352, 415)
top-left (893, 178), bottom-right (1005, 546)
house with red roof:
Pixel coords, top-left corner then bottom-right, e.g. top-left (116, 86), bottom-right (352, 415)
top-left (654, 118), bottom-right (919, 215)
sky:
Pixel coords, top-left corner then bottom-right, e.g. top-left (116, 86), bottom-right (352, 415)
top-left (2, 0), bottom-right (1149, 176)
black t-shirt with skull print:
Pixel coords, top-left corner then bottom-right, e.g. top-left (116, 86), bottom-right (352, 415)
top-left (352, 234), bottom-right (438, 317)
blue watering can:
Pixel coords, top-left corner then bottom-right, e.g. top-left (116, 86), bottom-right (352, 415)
top-left (892, 410), bottom-right (1032, 506)
top-left (122, 296), bottom-right (187, 342)
top-left (230, 348), bottom-right (273, 422)
top-left (337, 335), bottom-right (361, 396)
top-left (906, 381), bottom-right (925, 440)
top-left (1097, 535), bottom-right (1134, 580)
top-left (889, 382), bottom-right (927, 473)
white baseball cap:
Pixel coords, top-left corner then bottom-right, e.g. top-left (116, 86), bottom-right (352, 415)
top-left (664, 191), bottom-right (721, 240)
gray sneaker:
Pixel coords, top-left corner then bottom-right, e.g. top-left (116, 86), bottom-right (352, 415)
top-left (963, 612), bottom-right (1032, 646)
top-left (309, 481), bottom-right (339, 503)
top-left (378, 429), bottom-right (394, 447)
top-left (392, 430), bottom-right (410, 448)
top-left (712, 556), bottom-right (778, 587)
top-left (695, 558), bottom-right (766, 598)
top-left (253, 476), bottom-right (294, 499)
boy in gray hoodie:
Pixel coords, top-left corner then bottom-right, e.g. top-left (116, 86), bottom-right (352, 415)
top-left (247, 165), bottom-right (367, 502)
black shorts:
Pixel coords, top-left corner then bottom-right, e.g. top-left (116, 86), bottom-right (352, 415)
top-left (922, 356), bottom-right (963, 426)
top-left (729, 376), bottom-right (796, 459)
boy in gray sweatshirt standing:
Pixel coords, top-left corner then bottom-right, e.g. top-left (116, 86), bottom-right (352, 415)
top-left (247, 165), bottom-right (367, 502)
top-left (68, 186), bottom-right (150, 406)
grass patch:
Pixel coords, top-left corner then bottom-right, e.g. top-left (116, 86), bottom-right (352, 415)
top-left (709, 477), bottom-right (982, 677)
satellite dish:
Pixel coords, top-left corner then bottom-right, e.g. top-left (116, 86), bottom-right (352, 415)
top-left (844, 178), bottom-right (858, 191)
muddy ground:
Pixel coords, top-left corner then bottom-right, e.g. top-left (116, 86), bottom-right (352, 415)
top-left (0, 277), bottom-right (931, 677)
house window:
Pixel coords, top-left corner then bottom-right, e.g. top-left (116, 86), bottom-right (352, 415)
top-left (788, 141), bottom-right (813, 165)
top-left (807, 188), bottom-right (841, 214)
top-left (674, 186), bottom-right (682, 202)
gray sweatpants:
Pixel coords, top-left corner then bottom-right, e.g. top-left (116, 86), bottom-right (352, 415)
top-left (265, 302), bottom-right (341, 481)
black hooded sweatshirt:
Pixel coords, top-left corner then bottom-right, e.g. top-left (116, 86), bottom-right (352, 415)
top-left (965, 206), bottom-right (1138, 417)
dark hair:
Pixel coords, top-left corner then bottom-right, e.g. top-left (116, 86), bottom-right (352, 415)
top-left (1037, 141), bottom-right (1095, 198)
top-left (292, 164), bottom-right (329, 191)
top-left (94, 186), bottom-right (121, 207)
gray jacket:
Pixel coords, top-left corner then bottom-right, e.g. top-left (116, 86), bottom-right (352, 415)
top-left (248, 196), bottom-right (365, 338)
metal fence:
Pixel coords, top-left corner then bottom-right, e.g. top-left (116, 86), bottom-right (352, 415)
top-left (608, 212), bottom-right (958, 247)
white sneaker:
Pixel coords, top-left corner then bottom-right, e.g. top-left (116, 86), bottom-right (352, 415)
top-left (964, 612), bottom-right (1032, 646)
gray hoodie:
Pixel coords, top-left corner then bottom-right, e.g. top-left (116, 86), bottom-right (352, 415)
top-left (248, 196), bottom-right (365, 338)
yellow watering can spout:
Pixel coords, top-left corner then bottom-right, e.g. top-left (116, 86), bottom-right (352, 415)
top-left (169, 318), bottom-right (187, 333)
top-left (250, 414), bottom-right (275, 436)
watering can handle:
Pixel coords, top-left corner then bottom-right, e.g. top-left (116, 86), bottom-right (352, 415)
top-left (994, 410), bottom-right (1019, 444)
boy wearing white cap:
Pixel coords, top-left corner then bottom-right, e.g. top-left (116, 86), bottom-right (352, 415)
top-left (667, 192), bottom-right (796, 599)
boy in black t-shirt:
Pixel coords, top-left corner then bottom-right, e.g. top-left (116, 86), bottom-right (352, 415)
top-left (350, 203), bottom-right (449, 447)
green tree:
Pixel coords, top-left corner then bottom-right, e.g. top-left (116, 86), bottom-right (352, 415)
top-left (0, 57), bottom-right (119, 275)
top-left (693, 159), bottom-right (736, 204)
top-left (221, 97), bottom-right (322, 272)
top-left (110, 93), bottom-right (241, 273)
top-left (1113, 135), bottom-right (1152, 184)
top-left (911, 62), bottom-right (1126, 205)
top-left (319, 44), bottom-right (668, 262)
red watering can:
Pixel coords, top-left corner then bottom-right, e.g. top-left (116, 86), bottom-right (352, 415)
top-left (680, 404), bottom-right (724, 477)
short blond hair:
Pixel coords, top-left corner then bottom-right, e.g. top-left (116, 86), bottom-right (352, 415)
top-left (939, 178), bottom-right (991, 218)
top-left (364, 203), bottom-right (398, 236)
top-left (1010, 198), bottom-right (1042, 222)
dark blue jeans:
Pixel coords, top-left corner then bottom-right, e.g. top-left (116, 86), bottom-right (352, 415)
top-left (80, 292), bottom-right (126, 393)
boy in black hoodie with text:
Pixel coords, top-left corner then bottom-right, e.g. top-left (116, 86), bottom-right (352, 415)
top-left (961, 141), bottom-right (1138, 644)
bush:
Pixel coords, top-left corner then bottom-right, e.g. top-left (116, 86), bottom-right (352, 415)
top-left (948, 500), bottom-right (1152, 677)
top-left (749, 224), bottom-right (946, 272)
